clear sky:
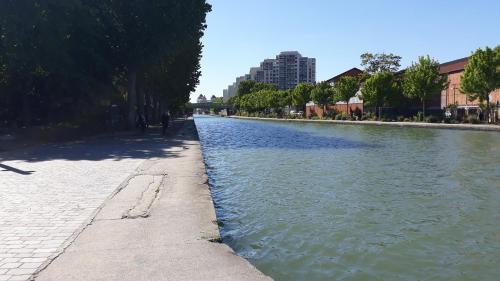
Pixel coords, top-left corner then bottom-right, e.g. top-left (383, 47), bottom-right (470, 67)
top-left (191, 0), bottom-right (499, 101)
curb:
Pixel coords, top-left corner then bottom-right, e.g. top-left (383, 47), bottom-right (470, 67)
top-left (229, 116), bottom-right (500, 132)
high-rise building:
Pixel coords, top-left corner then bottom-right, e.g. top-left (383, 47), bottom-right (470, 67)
top-left (222, 51), bottom-right (316, 101)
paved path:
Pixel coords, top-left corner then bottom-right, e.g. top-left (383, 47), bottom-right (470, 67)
top-left (0, 128), bottom-right (180, 281)
top-left (34, 120), bottom-right (271, 281)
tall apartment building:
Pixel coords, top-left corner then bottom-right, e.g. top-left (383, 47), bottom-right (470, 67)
top-left (222, 51), bottom-right (316, 101)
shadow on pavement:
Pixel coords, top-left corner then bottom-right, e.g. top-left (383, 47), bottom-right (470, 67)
top-left (0, 119), bottom-right (199, 163)
top-left (0, 163), bottom-right (35, 175)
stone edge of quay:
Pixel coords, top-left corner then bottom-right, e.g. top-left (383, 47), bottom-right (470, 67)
top-left (228, 116), bottom-right (500, 132)
top-left (190, 119), bottom-right (274, 281)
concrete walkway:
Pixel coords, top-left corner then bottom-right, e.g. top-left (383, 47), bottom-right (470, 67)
top-left (230, 116), bottom-right (500, 132)
top-left (34, 120), bottom-right (271, 281)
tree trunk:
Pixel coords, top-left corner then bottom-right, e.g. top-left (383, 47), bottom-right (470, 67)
top-left (22, 94), bottom-right (31, 127)
top-left (422, 99), bottom-right (426, 120)
top-left (152, 94), bottom-right (158, 124)
top-left (127, 68), bottom-right (137, 128)
top-left (486, 97), bottom-right (490, 123)
top-left (346, 101), bottom-right (350, 116)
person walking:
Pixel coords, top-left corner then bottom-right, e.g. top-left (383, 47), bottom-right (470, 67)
top-left (161, 112), bottom-right (170, 136)
top-left (136, 111), bottom-right (146, 134)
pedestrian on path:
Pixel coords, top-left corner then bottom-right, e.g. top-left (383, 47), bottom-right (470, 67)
top-left (162, 111), bottom-right (170, 136)
top-left (136, 111), bottom-right (147, 134)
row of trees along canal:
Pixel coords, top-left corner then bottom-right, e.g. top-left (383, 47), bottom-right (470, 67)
top-left (230, 46), bottom-right (500, 123)
top-left (0, 0), bottom-right (211, 129)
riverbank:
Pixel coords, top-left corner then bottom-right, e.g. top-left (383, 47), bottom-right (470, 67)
top-left (230, 116), bottom-right (500, 132)
top-left (34, 119), bottom-right (271, 281)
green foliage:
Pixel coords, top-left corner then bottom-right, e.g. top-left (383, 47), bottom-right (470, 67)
top-left (333, 76), bottom-right (359, 104)
top-left (467, 115), bottom-right (480, 124)
top-left (0, 0), bottom-right (211, 127)
top-left (425, 115), bottom-right (439, 123)
top-left (233, 83), bottom-right (314, 116)
top-left (252, 82), bottom-right (277, 93)
top-left (310, 82), bottom-right (333, 107)
top-left (292, 83), bottom-right (314, 109)
top-left (415, 112), bottom-right (424, 122)
top-left (460, 46), bottom-right (500, 107)
top-left (237, 81), bottom-right (276, 97)
top-left (362, 112), bottom-right (377, 121)
top-left (323, 109), bottom-right (339, 120)
top-left (403, 56), bottom-right (448, 117)
top-left (212, 97), bottom-right (224, 104)
top-left (360, 53), bottom-right (402, 74)
top-left (277, 90), bottom-right (292, 108)
top-left (496, 46), bottom-right (500, 88)
top-left (361, 71), bottom-right (398, 109)
top-left (335, 113), bottom-right (350, 120)
top-left (237, 80), bottom-right (257, 96)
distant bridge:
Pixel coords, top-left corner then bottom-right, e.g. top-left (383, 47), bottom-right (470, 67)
top-left (187, 102), bottom-right (233, 110)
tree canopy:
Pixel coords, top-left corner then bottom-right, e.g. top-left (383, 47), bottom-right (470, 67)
top-left (311, 82), bottom-right (333, 110)
top-left (460, 46), bottom-right (500, 108)
top-left (402, 56), bottom-right (447, 117)
top-left (360, 53), bottom-right (402, 74)
top-left (333, 76), bottom-right (359, 114)
top-left (0, 0), bottom-right (211, 128)
top-left (292, 83), bottom-right (315, 110)
top-left (361, 71), bottom-right (398, 115)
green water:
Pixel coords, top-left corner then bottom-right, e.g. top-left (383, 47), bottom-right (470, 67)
top-left (195, 116), bottom-right (500, 281)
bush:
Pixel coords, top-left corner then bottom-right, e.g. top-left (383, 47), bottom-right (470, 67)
top-left (334, 112), bottom-right (349, 120)
top-left (363, 112), bottom-right (377, 121)
top-left (323, 110), bottom-right (338, 120)
top-left (397, 115), bottom-right (405, 122)
top-left (267, 112), bottom-right (278, 118)
top-left (416, 112), bottom-right (424, 122)
top-left (467, 115), bottom-right (480, 124)
top-left (309, 111), bottom-right (318, 119)
top-left (425, 115), bottom-right (439, 123)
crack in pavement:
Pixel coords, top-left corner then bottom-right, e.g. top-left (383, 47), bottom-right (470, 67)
top-left (122, 174), bottom-right (166, 219)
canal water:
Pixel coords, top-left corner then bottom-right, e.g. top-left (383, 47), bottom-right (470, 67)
top-left (194, 116), bottom-right (500, 281)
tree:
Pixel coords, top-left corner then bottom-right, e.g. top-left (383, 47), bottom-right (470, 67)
top-left (460, 46), bottom-right (500, 122)
top-left (237, 81), bottom-right (275, 97)
top-left (105, 0), bottom-right (211, 127)
top-left (310, 82), bottom-right (333, 113)
top-left (237, 80), bottom-right (257, 96)
top-left (277, 90), bottom-right (292, 109)
top-left (0, 0), bottom-right (211, 128)
top-left (267, 90), bottom-right (280, 110)
top-left (252, 82), bottom-right (276, 92)
top-left (495, 46), bottom-right (500, 88)
top-left (403, 56), bottom-right (448, 118)
top-left (212, 97), bottom-right (224, 104)
top-left (292, 83), bottom-right (314, 111)
top-left (361, 72), bottom-right (398, 118)
top-left (361, 53), bottom-right (402, 74)
top-left (333, 76), bottom-right (359, 115)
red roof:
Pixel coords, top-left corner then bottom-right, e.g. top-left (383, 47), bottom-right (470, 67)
top-left (326, 68), bottom-right (364, 83)
top-left (439, 57), bottom-right (468, 74)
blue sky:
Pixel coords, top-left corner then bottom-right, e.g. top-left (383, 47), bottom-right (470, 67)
top-left (192, 0), bottom-right (499, 101)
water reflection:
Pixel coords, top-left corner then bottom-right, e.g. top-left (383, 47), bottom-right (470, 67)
top-left (196, 117), bottom-right (377, 150)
